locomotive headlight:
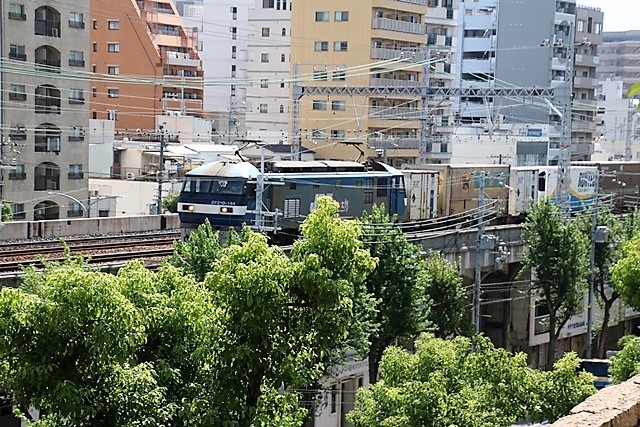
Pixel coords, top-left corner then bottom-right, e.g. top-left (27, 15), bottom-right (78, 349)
top-left (182, 204), bottom-right (195, 212)
top-left (220, 207), bottom-right (233, 214)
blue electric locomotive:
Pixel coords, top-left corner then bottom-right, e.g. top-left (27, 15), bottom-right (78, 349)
top-left (178, 159), bottom-right (407, 237)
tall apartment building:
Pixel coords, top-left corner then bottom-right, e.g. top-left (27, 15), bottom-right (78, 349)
top-left (572, 6), bottom-right (603, 150)
top-left (599, 31), bottom-right (640, 93)
top-left (245, 0), bottom-right (291, 145)
top-left (90, 0), bottom-right (204, 133)
top-left (0, 1), bottom-right (90, 220)
top-left (182, 0), bottom-right (253, 143)
top-left (292, 1), bottom-right (457, 165)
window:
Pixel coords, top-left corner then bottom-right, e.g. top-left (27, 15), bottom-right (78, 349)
top-left (330, 385), bottom-right (338, 414)
top-left (313, 70), bottom-right (328, 81)
top-left (9, 164), bottom-right (26, 180)
top-left (69, 50), bottom-right (84, 67)
top-left (8, 3), bottom-right (26, 21)
top-left (333, 41), bottom-right (348, 52)
top-left (107, 88), bottom-right (120, 98)
top-left (68, 164), bottom-right (84, 179)
top-left (231, 27), bottom-right (237, 40)
top-left (108, 20), bottom-right (120, 30)
top-left (262, 27), bottom-right (270, 37)
top-left (9, 44), bottom-right (26, 61)
top-left (231, 64), bottom-right (236, 77)
top-left (9, 124), bottom-right (26, 140)
top-left (69, 126), bottom-right (84, 141)
top-left (261, 53), bottom-right (269, 62)
top-left (67, 201), bottom-right (84, 217)
top-left (279, 105), bottom-right (284, 113)
top-left (107, 43), bottom-right (120, 53)
top-left (93, 20), bottom-right (98, 29)
top-left (231, 46), bottom-right (237, 59)
top-left (259, 103), bottom-right (268, 113)
top-left (280, 81), bottom-right (285, 88)
top-left (92, 65), bottom-right (97, 73)
top-left (12, 203), bottom-right (26, 220)
top-left (314, 41), bottom-right (328, 52)
top-left (263, 0), bottom-right (275, 8)
top-left (335, 11), bottom-right (349, 21)
top-left (107, 110), bottom-right (119, 120)
top-left (312, 100), bottom-right (327, 110)
top-left (9, 84), bottom-right (26, 101)
top-left (231, 6), bottom-right (237, 19)
top-left (332, 70), bottom-right (346, 81)
top-left (332, 101), bottom-right (346, 111)
top-left (230, 84), bottom-right (236, 94)
top-left (107, 65), bottom-right (119, 75)
top-left (315, 11), bottom-right (329, 22)
top-left (364, 191), bottom-right (374, 204)
top-left (595, 22), bottom-right (602, 35)
top-left (69, 12), bottom-right (85, 28)
top-left (93, 42), bottom-right (98, 52)
top-left (69, 88), bottom-right (84, 104)
top-left (281, 28), bottom-right (286, 36)
top-left (281, 53), bottom-right (286, 62)
top-left (260, 79), bottom-right (268, 88)
top-left (331, 130), bottom-right (345, 139)
top-left (92, 87), bottom-right (97, 97)
top-left (577, 19), bottom-right (585, 32)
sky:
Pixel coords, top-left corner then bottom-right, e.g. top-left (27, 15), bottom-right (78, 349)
top-left (577, 0), bottom-right (640, 32)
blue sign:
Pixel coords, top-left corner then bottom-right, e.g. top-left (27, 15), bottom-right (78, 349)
top-left (527, 128), bottom-right (543, 137)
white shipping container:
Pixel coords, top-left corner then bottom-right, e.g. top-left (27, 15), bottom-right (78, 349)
top-left (402, 170), bottom-right (439, 221)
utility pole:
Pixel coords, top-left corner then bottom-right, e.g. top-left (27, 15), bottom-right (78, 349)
top-left (474, 171), bottom-right (487, 333)
top-left (157, 126), bottom-right (165, 214)
top-left (585, 170), bottom-right (599, 358)
top-left (419, 51), bottom-right (430, 165)
top-left (291, 64), bottom-right (302, 161)
top-left (254, 143), bottom-right (265, 231)
top-left (625, 107), bottom-right (634, 162)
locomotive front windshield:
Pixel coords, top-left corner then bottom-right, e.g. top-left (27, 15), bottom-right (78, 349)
top-left (182, 178), bottom-right (246, 195)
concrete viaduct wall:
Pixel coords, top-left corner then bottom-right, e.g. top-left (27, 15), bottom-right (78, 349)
top-left (0, 214), bottom-right (179, 240)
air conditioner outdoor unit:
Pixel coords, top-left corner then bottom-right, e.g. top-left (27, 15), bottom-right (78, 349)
top-left (126, 172), bottom-right (136, 180)
top-left (90, 189), bottom-right (100, 197)
top-left (50, 28), bottom-right (58, 37)
top-left (47, 137), bottom-right (60, 152)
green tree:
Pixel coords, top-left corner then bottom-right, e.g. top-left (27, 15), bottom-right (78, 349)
top-left (360, 205), bottom-right (430, 384)
top-left (577, 209), bottom-right (640, 357)
top-left (611, 229), bottom-right (640, 314)
top-left (522, 199), bottom-right (590, 370)
top-left (1, 200), bottom-right (13, 222)
top-left (162, 191), bottom-right (180, 213)
top-left (347, 335), bottom-right (596, 427)
top-left (171, 218), bottom-right (223, 281)
top-left (610, 335), bottom-right (640, 383)
top-left (423, 253), bottom-right (469, 338)
top-left (0, 197), bottom-right (376, 426)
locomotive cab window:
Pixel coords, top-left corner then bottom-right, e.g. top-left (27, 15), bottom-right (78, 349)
top-left (377, 177), bottom-right (388, 197)
top-left (182, 178), bottom-right (246, 195)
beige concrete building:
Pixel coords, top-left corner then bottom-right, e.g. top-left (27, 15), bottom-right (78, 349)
top-left (292, 0), bottom-right (450, 165)
top-left (0, 1), bottom-right (90, 220)
top-left (90, 0), bottom-right (204, 134)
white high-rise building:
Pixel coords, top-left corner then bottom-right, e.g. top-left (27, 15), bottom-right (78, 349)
top-left (245, 0), bottom-right (291, 145)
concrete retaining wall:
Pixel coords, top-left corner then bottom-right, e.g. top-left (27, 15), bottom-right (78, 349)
top-left (0, 214), bottom-right (179, 241)
top-left (551, 375), bottom-right (640, 427)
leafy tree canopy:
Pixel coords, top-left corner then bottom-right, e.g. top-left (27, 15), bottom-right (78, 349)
top-left (610, 335), bottom-right (640, 383)
top-left (347, 335), bottom-right (596, 427)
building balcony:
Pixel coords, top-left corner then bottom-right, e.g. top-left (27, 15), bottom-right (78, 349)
top-left (370, 77), bottom-right (421, 87)
top-left (370, 106), bottom-right (424, 120)
top-left (163, 52), bottom-right (201, 67)
top-left (9, 52), bottom-right (26, 61)
top-left (371, 18), bottom-right (426, 35)
top-left (34, 101), bottom-right (61, 114)
top-left (69, 97), bottom-right (85, 105)
top-left (9, 172), bottom-right (27, 180)
top-left (462, 58), bottom-right (495, 74)
top-left (574, 54), bottom-right (600, 67)
top-left (572, 121), bottom-right (597, 132)
top-left (371, 47), bottom-right (408, 61)
top-left (463, 37), bottom-right (495, 52)
top-left (8, 12), bottom-right (26, 21)
top-left (68, 20), bottom-right (85, 29)
top-left (463, 14), bottom-right (494, 30)
top-left (35, 58), bottom-right (61, 73)
top-left (69, 59), bottom-right (85, 67)
top-left (396, 0), bottom-right (427, 5)
top-left (427, 34), bottom-right (454, 47)
top-left (34, 19), bottom-right (61, 37)
top-left (573, 76), bottom-right (598, 89)
top-left (9, 93), bottom-right (27, 101)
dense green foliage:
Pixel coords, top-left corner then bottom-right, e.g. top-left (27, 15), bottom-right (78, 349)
top-left (612, 231), bottom-right (640, 313)
top-left (577, 209), bottom-right (640, 357)
top-left (423, 253), bottom-right (469, 338)
top-left (347, 335), bottom-right (596, 427)
top-left (522, 199), bottom-right (590, 369)
top-left (360, 205), bottom-right (430, 383)
top-left (162, 191), bottom-right (180, 213)
top-left (610, 335), bottom-right (640, 383)
top-left (1, 200), bottom-right (13, 222)
top-left (0, 197), bottom-right (376, 426)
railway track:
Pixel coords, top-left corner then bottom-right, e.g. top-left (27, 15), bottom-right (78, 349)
top-left (0, 232), bottom-right (179, 274)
